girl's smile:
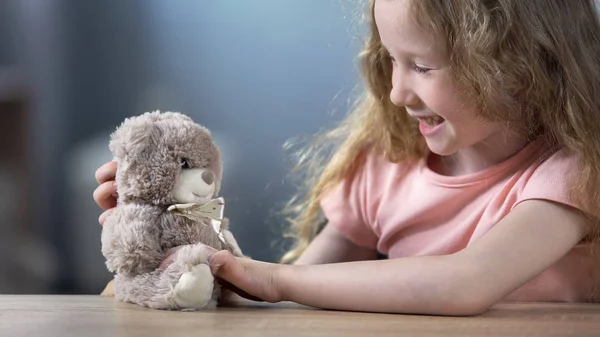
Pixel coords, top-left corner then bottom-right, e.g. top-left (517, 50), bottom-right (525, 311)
top-left (408, 113), bottom-right (446, 136)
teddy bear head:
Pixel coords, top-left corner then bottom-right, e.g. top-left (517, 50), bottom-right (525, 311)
top-left (109, 111), bottom-right (222, 206)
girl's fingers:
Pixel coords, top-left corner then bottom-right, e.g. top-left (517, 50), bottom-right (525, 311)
top-left (209, 252), bottom-right (283, 303)
top-left (98, 209), bottom-right (114, 226)
top-left (95, 161), bottom-right (117, 184)
top-left (93, 181), bottom-right (118, 211)
top-left (208, 250), bottom-right (239, 276)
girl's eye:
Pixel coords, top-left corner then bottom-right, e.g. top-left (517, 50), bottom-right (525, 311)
top-left (412, 64), bottom-right (432, 75)
top-left (181, 158), bottom-right (190, 169)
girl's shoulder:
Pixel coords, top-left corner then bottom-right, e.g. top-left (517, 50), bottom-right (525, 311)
top-left (514, 144), bottom-right (580, 211)
top-left (525, 144), bottom-right (578, 184)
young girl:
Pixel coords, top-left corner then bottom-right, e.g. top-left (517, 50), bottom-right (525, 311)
top-left (94, 0), bottom-right (600, 315)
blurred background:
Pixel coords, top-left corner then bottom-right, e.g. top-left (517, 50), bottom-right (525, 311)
top-left (0, 0), bottom-right (364, 294)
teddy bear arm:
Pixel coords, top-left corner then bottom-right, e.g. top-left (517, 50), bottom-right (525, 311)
top-left (101, 212), bottom-right (164, 275)
top-left (115, 243), bottom-right (220, 310)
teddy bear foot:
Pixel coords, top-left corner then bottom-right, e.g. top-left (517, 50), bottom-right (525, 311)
top-left (173, 264), bottom-right (215, 310)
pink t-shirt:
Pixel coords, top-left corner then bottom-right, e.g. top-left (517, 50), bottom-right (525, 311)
top-left (321, 140), bottom-right (595, 302)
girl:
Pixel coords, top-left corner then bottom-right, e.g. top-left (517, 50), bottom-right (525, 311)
top-left (94, 0), bottom-right (600, 315)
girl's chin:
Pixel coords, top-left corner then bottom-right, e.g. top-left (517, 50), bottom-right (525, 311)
top-left (425, 140), bottom-right (457, 157)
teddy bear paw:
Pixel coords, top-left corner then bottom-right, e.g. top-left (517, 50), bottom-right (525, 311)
top-left (173, 264), bottom-right (214, 310)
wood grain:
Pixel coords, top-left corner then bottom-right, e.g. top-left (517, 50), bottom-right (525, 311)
top-left (0, 295), bottom-right (598, 337)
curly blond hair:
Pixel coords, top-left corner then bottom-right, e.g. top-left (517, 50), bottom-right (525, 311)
top-left (280, 0), bottom-right (600, 275)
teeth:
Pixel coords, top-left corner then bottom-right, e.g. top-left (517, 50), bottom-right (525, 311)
top-left (420, 116), bottom-right (444, 126)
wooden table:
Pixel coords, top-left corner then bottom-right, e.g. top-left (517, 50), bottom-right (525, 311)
top-left (0, 295), bottom-right (599, 337)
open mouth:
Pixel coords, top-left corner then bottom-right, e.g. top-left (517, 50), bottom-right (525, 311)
top-left (419, 116), bottom-right (445, 127)
top-left (416, 115), bottom-right (446, 136)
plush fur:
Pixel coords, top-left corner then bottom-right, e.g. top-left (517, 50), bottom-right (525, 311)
top-left (101, 111), bottom-right (243, 310)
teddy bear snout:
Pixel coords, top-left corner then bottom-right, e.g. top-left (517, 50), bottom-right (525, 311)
top-left (202, 170), bottom-right (214, 185)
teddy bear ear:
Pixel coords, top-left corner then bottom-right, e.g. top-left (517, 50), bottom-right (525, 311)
top-left (109, 117), bottom-right (163, 162)
top-left (108, 130), bottom-right (127, 160)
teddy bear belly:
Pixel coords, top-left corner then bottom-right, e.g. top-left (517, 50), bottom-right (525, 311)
top-left (160, 219), bottom-right (224, 252)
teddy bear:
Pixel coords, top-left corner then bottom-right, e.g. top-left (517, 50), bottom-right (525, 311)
top-left (100, 111), bottom-right (244, 310)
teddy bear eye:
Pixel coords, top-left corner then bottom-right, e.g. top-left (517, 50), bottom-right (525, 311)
top-left (180, 158), bottom-right (190, 169)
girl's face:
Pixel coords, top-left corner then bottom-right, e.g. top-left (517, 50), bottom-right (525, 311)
top-left (374, 0), bottom-right (507, 157)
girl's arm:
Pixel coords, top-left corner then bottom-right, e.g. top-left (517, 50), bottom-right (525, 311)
top-left (293, 224), bottom-right (379, 265)
top-left (208, 199), bottom-right (588, 316)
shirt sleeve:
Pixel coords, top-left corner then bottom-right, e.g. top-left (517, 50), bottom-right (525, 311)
top-left (515, 149), bottom-right (580, 210)
top-left (319, 154), bottom-right (379, 249)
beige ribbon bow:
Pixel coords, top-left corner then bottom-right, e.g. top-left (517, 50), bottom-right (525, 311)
top-left (167, 197), bottom-right (226, 242)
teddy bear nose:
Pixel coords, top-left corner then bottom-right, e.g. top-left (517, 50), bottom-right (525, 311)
top-left (202, 170), bottom-right (214, 185)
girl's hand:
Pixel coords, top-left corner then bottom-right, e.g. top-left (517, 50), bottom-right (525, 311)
top-left (93, 160), bottom-right (118, 225)
top-left (160, 245), bottom-right (285, 303)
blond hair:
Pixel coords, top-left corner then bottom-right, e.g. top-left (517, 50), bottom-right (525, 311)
top-left (280, 0), bottom-right (600, 271)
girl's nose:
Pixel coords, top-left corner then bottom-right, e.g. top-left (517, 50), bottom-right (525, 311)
top-left (390, 74), bottom-right (419, 107)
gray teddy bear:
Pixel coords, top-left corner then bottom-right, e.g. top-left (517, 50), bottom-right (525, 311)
top-left (101, 111), bottom-right (244, 310)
